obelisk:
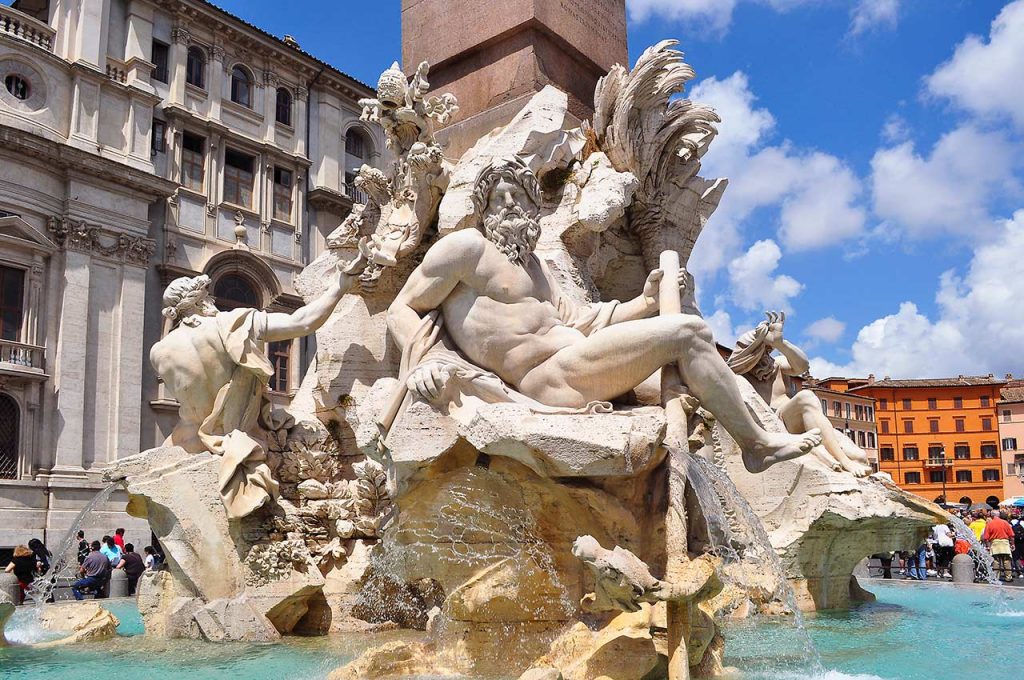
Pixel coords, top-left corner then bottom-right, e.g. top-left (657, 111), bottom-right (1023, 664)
top-left (402, 0), bottom-right (627, 138)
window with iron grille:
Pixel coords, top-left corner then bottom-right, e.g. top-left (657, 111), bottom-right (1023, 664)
top-left (268, 340), bottom-right (290, 393)
top-left (0, 266), bottom-right (24, 341)
top-left (0, 393), bottom-right (19, 480)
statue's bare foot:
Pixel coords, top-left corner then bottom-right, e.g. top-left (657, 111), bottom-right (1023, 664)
top-left (742, 429), bottom-right (822, 473)
top-left (842, 460), bottom-right (874, 478)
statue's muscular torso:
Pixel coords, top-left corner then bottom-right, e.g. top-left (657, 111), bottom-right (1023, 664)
top-left (429, 230), bottom-right (586, 387)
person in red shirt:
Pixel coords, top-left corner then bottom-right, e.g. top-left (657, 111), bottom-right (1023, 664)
top-left (113, 528), bottom-right (125, 551)
top-left (981, 510), bottom-right (1016, 582)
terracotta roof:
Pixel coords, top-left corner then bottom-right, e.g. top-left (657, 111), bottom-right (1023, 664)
top-left (1001, 381), bottom-right (1024, 403)
top-left (849, 375), bottom-right (1007, 391)
top-left (806, 385), bottom-right (875, 402)
top-left (192, 0), bottom-right (373, 94)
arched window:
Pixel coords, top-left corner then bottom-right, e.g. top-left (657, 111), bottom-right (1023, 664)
top-left (959, 496), bottom-right (972, 506)
top-left (230, 65), bottom-right (252, 108)
top-left (186, 46), bottom-right (206, 89)
top-left (275, 87), bottom-right (292, 126)
top-left (345, 128), bottom-right (367, 160)
top-left (213, 274), bottom-right (258, 311)
top-left (0, 393), bottom-right (19, 480)
top-left (986, 495), bottom-right (1000, 508)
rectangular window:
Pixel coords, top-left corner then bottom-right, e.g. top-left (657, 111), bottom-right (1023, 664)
top-left (181, 132), bottom-right (205, 191)
top-left (981, 395), bottom-right (991, 407)
top-left (223, 148), bottom-right (255, 208)
top-left (928, 397), bottom-right (937, 410)
top-left (929, 419), bottom-right (939, 433)
top-left (867, 432), bottom-right (876, 448)
top-left (0, 266), bottom-right (25, 341)
top-left (845, 403), bottom-right (852, 419)
top-left (1003, 437), bottom-right (1018, 451)
top-left (880, 419), bottom-right (890, 434)
top-left (982, 468), bottom-right (1000, 482)
top-left (151, 119), bottom-right (166, 154)
top-left (955, 418), bottom-right (965, 433)
top-left (821, 399), bottom-right (828, 414)
top-left (833, 401), bottom-right (841, 418)
top-left (903, 419), bottom-right (914, 434)
top-left (879, 399), bottom-right (888, 411)
top-left (268, 340), bottom-right (290, 393)
top-left (928, 445), bottom-right (944, 460)
top-left (981, 444), bottom-right (998, 459)
top-left (880, 447), bottom-right (895, 462)
top-left (1004, 409), bottom-right (1012, 423)
top-left (954, 445), bottom-right (970, 460)
top-left (954, 397), bottom-right (963, 409)
top-left (151, 40), bottom-right (169, 83)
top-left (857, 431), bottom-right (866, 447)
top-left (273, 167), bottom-right (293, 221)
top-left (1008, 463), bottom-right (1018, 476)
top-left (855, 404), bottom-right (864, 420)
top-left (982, 417), bottom-right (992, 431)
top-left (905, 472), bottom-right (921, 484)
top-left (956, 470), bottom-right (973, 483)
top-left (903, 398), bottom-right (912, 410)
top-left (867, 406), bottom-right (874, 421)
top-left (929, 470), bottom-right (946, 483)
top-left (903, 446), bottom-right (919, 461)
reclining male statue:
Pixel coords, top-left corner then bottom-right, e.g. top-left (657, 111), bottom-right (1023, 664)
top-left (728, 312), bottom-right (872, 477)
top-left (386, 156), bottom-right (821, 473)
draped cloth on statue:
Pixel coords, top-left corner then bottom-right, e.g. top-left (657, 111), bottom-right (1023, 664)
top-left (189, 308), bottom-right (281, 519)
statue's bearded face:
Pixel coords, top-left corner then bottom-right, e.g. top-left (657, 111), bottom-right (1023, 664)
top-left (482, 178), bottom-right (541, 267)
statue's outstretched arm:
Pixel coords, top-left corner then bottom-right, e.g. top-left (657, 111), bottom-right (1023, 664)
top-left (263, 268), bottom-right (357, 342)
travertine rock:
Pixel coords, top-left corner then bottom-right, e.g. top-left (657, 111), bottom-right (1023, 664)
top-left (328, 640), bottom-right (451, 680)
top-left (36, 602), bottom-right (120, 646)
top-left (0, 590), bottom-right (13, 646)
top-left (572, 152), bottom-right (638, 233)
top-left (530, 608), bottom-right (662, 680)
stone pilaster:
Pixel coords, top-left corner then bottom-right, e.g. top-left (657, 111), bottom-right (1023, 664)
top-left (52, 248), bottom-right (91, 474)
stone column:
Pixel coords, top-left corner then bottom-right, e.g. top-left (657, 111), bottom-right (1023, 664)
top-left (168, 26), bottom-right (190, 106)
top-left (262, 70), bottom-right (277, 146)
top-left (206, 133), bottom-right (223, 236)
top-left (52, 249), bottom-right (91, 475)
top-left (72, 0), bottom-right (111, 68)
top-left (294, 86), bottom-right (308, 157)
top-left (114, 264), bottom-right (146, 462)
top-left (124, 0), bottom-right (154, 86)
top-left (208, 44), bottom-right (225, 120)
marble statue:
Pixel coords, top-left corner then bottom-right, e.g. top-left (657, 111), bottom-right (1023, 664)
top-left (386, 156), bottom-right (822, 473)
top-left (728, 312), bottom-right (872, 477)
top-left (328, 61), bottom-right (458, 289)
top-left (151, 267), bottom-right (355, 518)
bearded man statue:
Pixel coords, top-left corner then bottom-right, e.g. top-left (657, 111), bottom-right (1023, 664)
top-left (151, 267), bottom-right (355, 518)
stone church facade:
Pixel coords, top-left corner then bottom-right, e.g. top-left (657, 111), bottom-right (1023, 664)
top-left (0, 0), bottom-right (384, 550)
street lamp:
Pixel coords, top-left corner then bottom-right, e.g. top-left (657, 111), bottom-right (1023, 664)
top-left (941, 445), bottom-right (947, 506)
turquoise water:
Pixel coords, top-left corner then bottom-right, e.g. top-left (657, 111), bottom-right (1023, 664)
top-left (2, 582), bottom-right (1022, 679)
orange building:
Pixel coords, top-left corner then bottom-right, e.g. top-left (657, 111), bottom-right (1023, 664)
top-left (846, 375), bottom-right (1007, 506)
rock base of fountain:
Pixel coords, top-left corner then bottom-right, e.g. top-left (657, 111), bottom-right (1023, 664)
top-left (0, 590), bottom-right (13, 646)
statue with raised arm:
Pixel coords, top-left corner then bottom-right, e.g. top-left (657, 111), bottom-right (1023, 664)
top-left (151, 267), bottom-right (356, 519)
top-left (728, 312), bottom-right (872, 477)
top-left (386, 157), bottom-right (821, 473)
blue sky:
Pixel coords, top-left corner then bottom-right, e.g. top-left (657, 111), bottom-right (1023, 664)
top-left (14, 0), bottom-right (1020, 379)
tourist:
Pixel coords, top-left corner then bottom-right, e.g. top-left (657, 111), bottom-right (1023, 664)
top-left (113, 528), bottom-right (126, 550)
top-left (100, 535), bottom-right (122, 567)
top-left (872, 552), bottom-right (893, 579)
top-left (76, 530), bottom-right (90, 565)
top-left (1012, 517), bottom-right (1024, 578)
top-left (143, 546), bottom-right (157, 570)
top-left (119, 543), bottom-right (146, 595)
top-left (27, 538), bottom-right (52, 575)
top-left (932, 523), bottom-right (955, 578)
top-left (981, 510), bottom-right (1016, 582)
top-left (4, 544), bottom-right (39, 604)
top-left (969, 512), bottom-right (987, 540)
top-left (71, 541), bottom-right (111, 600)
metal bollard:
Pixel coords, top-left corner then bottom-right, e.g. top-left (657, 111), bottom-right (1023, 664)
top-left (0, 573), bottom-right (19, 604)
top-left (951, 553), bottom-right (974, 584)
top-left (108, 569), bottom-right (130, 598)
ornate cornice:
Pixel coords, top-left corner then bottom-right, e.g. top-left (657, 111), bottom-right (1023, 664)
top-left (47, 217), bottom-right (156, 266)
top-left (171, 26), bottom-right (191, 44)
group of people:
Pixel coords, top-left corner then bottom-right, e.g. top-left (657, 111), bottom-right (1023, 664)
top-left (2, 528), bottom-right (165, 604)
top-left (873, 507), bottom-right (1023, 583)
top-left (72, 528), bottom-right (164, 600)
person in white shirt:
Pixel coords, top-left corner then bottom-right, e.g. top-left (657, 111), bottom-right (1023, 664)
top-left (143, 546), bottom-right (156, 570)
top-left (932, 523), bottom-right (955, 578)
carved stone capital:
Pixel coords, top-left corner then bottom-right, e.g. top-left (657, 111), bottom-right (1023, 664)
top-left (294, 86), bottom-right (308, 103)
top-left (171, 27), bottom-right (191, 45)
top-left (47, 217), bottom-right (156, 266)
top-left (210, 44), bottom-right (226, 63)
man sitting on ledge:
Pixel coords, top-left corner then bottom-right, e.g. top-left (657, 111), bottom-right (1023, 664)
top-left (387, 157), bottom-right (821, 472)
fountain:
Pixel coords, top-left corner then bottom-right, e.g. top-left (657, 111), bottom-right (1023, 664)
top-left (1, 11), bottom-right (1015, 680)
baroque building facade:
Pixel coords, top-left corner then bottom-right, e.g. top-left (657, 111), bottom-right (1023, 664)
top-left (805, 379), bottom-right (879, 469)
top-left (0, 0), bottom-right (384, 550)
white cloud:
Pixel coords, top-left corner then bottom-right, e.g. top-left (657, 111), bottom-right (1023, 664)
top-left (870, 125), bottom-right (1018, 238)
top-left (705, 309), bottom-right (736, 346)
top-left (849, 0), bottom-right (901, 36)
top-left (728, 239), bottom-right (803, 312)
top-left (926, 0), bottom-right (1024, 129)
top-left (811, 210), bottom-right (1024, 378)
top-left (778, 152), bottom-right (865, 251)
top-left (626, 0), bottom-right (737, 34)
top-left (881, 113), bottom-right (910, 143)
top-left (805, 316), bottom-right (846, 344)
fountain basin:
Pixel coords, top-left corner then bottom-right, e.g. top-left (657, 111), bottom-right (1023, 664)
top-left (0, 582), bottom-right (1020, 678)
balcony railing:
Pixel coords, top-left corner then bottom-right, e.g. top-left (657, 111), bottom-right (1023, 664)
top-left (105, 58), bottom-right (128, 83)
top-left (344, 182), bottom-right (368, 205)
top-left (0, 339), bottom-right (45, 371)
top-left (0, 4), bottom-right (55, 52)
top-left (924, 457), bottom-right (953, 468)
